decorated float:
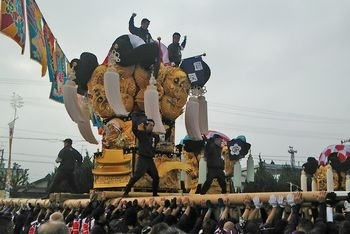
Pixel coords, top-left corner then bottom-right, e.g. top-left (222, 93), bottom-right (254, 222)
top-left (62, 34), bottom-right (200, 191)
top-left (60, 32), bottom-right (254, 195)
top-left (62, 32), bottom-right (350, 197)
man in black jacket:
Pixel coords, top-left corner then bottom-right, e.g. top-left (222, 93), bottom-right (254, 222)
top-left (129, 13), bottom-right (153, 43)
top-left (200, 134), bottom-right (227, 195)
top-left (48, 138), bottom-right (83, 194)
top-left (123, 116), bottom-right (160, 197)
top-left (168, 32), bottom-right (187, 66)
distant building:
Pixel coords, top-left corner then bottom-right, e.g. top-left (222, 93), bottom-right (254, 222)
top-left (14, 175), bottom-right (51, 198)
top-left (241, 160), bottom-right (302, 181)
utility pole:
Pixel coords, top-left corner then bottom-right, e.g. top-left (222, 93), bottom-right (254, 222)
top-left (0, 148), bottom-right (4, 189)
top-left (5, 92), bottom-right (23, 198)
top-left (0, 148), bottom-right (4, 168)
top-left (288, 146), bottom-right (297, 168)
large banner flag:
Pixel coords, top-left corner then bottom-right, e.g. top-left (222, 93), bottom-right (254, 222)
top-left (43, 20), bottom-right (55, 82)
top-left (26, 0), bottom-right (47, 76)
top-left (180, 55), bottom-right (211, 88)
top-left (0, 0), bottom-right (26, 53)
top-left (49, 41), bottom-right (67, 103)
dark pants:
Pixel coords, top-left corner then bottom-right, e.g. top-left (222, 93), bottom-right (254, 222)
top-left (48, 169), bottom-right (77, 193)
top-left (200, 168), bottom-right (227, 194)
top-left (124, 156), bottom-right (159, 195)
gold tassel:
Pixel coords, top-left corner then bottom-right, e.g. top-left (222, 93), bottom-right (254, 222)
top-left (144, 73), bottom-right (165, 133)
top-left (326, 164), bottom-right (334, 192)
top-left (104, 67), bottom-right (129, 116)
top-left (198, 95), bottom-right (208, 134)
top-left (185, 96), bottom-right (202, 140)
top-left (62, 73), bottom-right (85, 123)
top-left (346, 174), bottom-right (350, 191)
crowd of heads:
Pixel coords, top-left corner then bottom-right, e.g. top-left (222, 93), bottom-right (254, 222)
top-left (1, 191), bottom-right (350, 233)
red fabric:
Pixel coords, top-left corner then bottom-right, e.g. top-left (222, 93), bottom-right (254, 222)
top-left (82, 219), bottom-right (90, 234)
top-left (28, 225), bottom-right (37, 234)
top-left (72, 219), bottom-right (81, 234)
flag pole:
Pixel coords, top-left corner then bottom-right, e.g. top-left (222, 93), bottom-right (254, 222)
top-left (182, 53), bottom-right (206, 61)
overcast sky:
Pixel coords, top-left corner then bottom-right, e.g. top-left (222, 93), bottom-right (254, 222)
top-left (1, 0), bottom-right (350, 182)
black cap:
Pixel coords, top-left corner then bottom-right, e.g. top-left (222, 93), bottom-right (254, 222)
top-left (63, 138), bottom-right (72, 144)
top-left (173, 32), bottom-right (181, 37)
top-left (212, 134), bottom-right (223, 139)
top-left (141, 18), bottom-right (150, 23)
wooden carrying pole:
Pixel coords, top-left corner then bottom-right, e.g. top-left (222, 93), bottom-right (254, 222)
top-left (0, 191), bottom-right (348, 208)
top-left (107, 191), bottom-right (323, 206)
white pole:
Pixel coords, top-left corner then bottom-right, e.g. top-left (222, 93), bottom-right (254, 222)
top-left (5, 93), bottom-right (23, 198)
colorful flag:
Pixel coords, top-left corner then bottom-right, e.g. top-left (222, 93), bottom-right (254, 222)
top-left (0, 0), bottom-right (26, 53)
top-left (180, 55), bottom-right (211, 88)
top-left (43, 20), bottom-right (55, 82)
top-left (49, 41), bottom-right (67, 103)
top-left (26, 0), bottom-right (47, 76)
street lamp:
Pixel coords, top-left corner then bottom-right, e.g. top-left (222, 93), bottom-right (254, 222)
top-left (5, 92), bottom-right (23, 198)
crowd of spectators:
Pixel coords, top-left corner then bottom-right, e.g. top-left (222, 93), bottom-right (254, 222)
top-left (0, 191), bottom-right (350, 234)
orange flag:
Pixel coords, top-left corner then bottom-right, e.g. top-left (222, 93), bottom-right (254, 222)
top-left (0, 0), bottom-right (26, 53)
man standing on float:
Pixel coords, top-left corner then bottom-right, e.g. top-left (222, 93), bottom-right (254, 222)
top-left (123, 115), bottom-right (160, 197)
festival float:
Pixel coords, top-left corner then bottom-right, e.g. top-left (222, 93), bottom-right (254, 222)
top-left (63, 38), bottom-right (350, 202)
top-left (61, 32), bottom-right (254, 195)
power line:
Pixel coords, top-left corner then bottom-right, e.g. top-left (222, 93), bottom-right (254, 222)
top-left (210, 121), bottom-right (344, 141)
top-left (0, 136), bottom-right (63, 142)
top-left (8, 159), bottom-right (53, 165)
top-left (11, 152), bottom-right (55, 159)
top-left (209, 103), bottom-right (350, 125)
top-left (0, 78), bottom-right (49, 86)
